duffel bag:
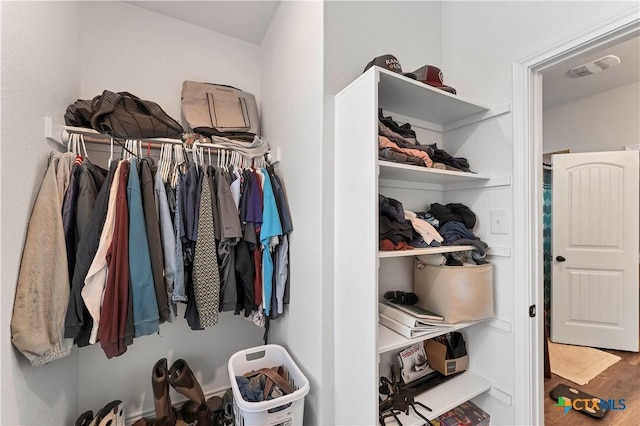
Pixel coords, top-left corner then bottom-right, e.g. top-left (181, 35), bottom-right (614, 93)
top-left (90, 90), bottom-right (183, 139)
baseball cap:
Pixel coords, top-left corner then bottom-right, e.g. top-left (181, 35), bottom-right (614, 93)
top-left (363, 54), bottom-right (417, 79)
top-left (412, 65), bottom-right (457, 94)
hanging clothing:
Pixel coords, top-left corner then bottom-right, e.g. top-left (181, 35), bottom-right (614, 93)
top-left (99, 161), bottom-right (131, 358)
top-left (75, 160), bottom-right (107, 245)
top-left (265, 168), bottom-right (292, 316)
top-left (274, 235), bottom-right (289, 315)
top-left (127, 158), bottom-right (160, 338)
top-left (181, 162), bottom-right (203, 330)
top-left (82, 161), bottom-right (123, 345)
top-left (192, 166), bottom-right (221, 327)
top-left (259, 170), bottom-right (282, 316)
top-left (216, 166), bottom-right (242, 312)
top-left (172, 169), bottom-right (187, 303)
top-left (140, 158), bottom-right (170, 323)
top-left (65, 161), bottom-right (116, 345)
top-left (11, 152), bottom-right (73, 366)
top-left (56, 152), bottom-right (76, 202)
top-left (62, 164), bottom-right (81, 279)
top-left (155, 167), bottom-right (177, 322)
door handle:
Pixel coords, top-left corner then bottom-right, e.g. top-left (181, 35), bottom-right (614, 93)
top-left (555, 256), bottom-right (566, 262)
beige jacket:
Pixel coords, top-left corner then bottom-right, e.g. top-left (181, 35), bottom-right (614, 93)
top-left (11, 152), bottom-right (74, 366)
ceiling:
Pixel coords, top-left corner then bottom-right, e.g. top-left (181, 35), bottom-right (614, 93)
top-left (543, 36), bottom-right (640, 109)
top-left (125, 2), bottom-right (638, 106)
top-left (126, 1), bottom-right (281, 45)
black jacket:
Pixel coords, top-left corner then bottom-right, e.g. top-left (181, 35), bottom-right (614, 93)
top-left (64, 161), bottom-right (117, 345)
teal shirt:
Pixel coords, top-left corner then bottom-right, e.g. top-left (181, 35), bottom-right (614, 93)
top-left (259, 169), bottom-right (283, 315)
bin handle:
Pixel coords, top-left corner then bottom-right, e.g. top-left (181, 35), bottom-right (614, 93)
top-left (237, 344), bottom-right (279, 362)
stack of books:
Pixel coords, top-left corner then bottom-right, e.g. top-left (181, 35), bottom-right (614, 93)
top-left (378, 302), bottom-right (453, 338)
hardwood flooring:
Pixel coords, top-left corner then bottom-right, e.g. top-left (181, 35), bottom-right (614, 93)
top-left (544, 345), bottom-right (640, 425)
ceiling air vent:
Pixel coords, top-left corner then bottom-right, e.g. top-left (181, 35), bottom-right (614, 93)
top-left (569, 55), bottom-right (621, 77)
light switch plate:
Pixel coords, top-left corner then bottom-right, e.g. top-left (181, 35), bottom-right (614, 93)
top-left (490, 210), bottom-right (508, 234)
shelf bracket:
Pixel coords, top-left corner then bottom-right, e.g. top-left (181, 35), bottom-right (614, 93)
top-left (44, 117), bottom-right (66, 148)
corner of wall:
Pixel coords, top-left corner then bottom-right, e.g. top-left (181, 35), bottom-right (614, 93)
top-left (259, 1), bottom-right (327, 424)
top-left (1, 1), bottom-right (82, 424)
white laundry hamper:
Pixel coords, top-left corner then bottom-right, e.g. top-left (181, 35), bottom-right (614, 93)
top-left (228, 344), bottom-right (310, 426)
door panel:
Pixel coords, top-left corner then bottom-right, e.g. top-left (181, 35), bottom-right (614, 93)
top-left (552, 151), bottom-right (638, 351)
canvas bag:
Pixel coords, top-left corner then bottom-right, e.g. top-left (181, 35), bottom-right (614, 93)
top-left (90, 90), bottom-right (183, 139)
top-left (181, 81), bottom-right (260, 139)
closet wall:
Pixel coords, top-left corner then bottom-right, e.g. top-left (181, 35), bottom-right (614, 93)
top-left (1, 2), bottom-right (82, 425)
top-left (543, 82), bottom-right (640, 153)
top-left (259, 2), bottom-right (326, 424)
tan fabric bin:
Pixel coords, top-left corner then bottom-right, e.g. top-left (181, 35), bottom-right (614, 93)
top-left (413, 262), bottom-right (494, 323)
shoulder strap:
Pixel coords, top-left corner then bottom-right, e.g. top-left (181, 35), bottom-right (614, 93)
top-left (243, 367), bottom-right (295, 396)
top-left (90, 90), bottom-right (122, 131)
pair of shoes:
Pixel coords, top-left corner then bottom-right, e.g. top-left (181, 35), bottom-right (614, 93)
top-left (75, 400), bottom-right (125, 426)
top-left (154, 358), bottom-right (211, 426)
top-left (207, 390), bottom-right (234, 426)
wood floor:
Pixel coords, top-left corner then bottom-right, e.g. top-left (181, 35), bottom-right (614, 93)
top-left (544, 345), bottom-right (640, 425)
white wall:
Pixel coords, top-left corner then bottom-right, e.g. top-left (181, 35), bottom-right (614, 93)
top-left (0, 2), bottom-right (81, 424)
top-left (259, 2), bottom-right (326, 424)
top-left (80, 2), bottom-right (261, 124)
top-left (76, 2), bottom-right (265, 420)
top-left (440, 1), bottom-right (638, 423)
top-left (543, 82), bottom-right (640, 154)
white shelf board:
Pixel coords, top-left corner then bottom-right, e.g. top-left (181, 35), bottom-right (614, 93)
top-left (379, 245), bottom-right (474, 259)
top-left (377, 320), bottom-right (486, 354)
top-left (63, 125), bottom-right (184, 144)
top-left (379, 161), bottom-right (490, 184)
top-left (376, 67), bottom-right (490, 125)
top-left (382, 370), bottom-right (492, 424)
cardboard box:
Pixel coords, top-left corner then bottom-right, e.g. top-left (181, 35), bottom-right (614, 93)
top-left (425, 339), bottom-right (468, 376)
top-left (413, 263), bottom-right (494, 323)
top-left (429, 400), bottom-right (490, 426)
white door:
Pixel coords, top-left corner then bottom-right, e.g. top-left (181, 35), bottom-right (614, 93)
top-left (551, 151), bottom-right (639, 352)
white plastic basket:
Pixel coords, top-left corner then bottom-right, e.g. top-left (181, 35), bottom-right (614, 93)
top-left (228, 344), bottom-right (310, 426)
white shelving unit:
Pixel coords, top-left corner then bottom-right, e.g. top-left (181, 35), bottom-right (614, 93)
top-left (379, 161), bottom-right (491, 184)
top-left (385, 371), bottom-right (493, 425)
top-left (379, 245), bottom-right (475, 259)
top-left (377, 68), bottom-right (490, 125)
top-left (334, 66), bottom-right (498, 425)
top-left (377, 320), bottom-right (487, 354)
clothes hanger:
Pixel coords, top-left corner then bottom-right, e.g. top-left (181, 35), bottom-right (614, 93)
top-left (67, 132), bottom-right (73, 154)
top-left (108, 137), bottom-right (114, 168)
top-left (80, 134), bottom-right (89, 160)
top-left (163, 143), bottom-right (172, 183)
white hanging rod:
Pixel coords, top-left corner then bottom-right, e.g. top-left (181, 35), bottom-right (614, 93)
top-left (45, 118), bottom-right (274, 161)
top-left (62, 126), bottom-right (221, 149)
top-left (65, 126), bottom-right (275, 162)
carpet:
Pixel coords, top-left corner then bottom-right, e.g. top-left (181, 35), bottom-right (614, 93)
top-left (548, 341), bottom-right (621, 385)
